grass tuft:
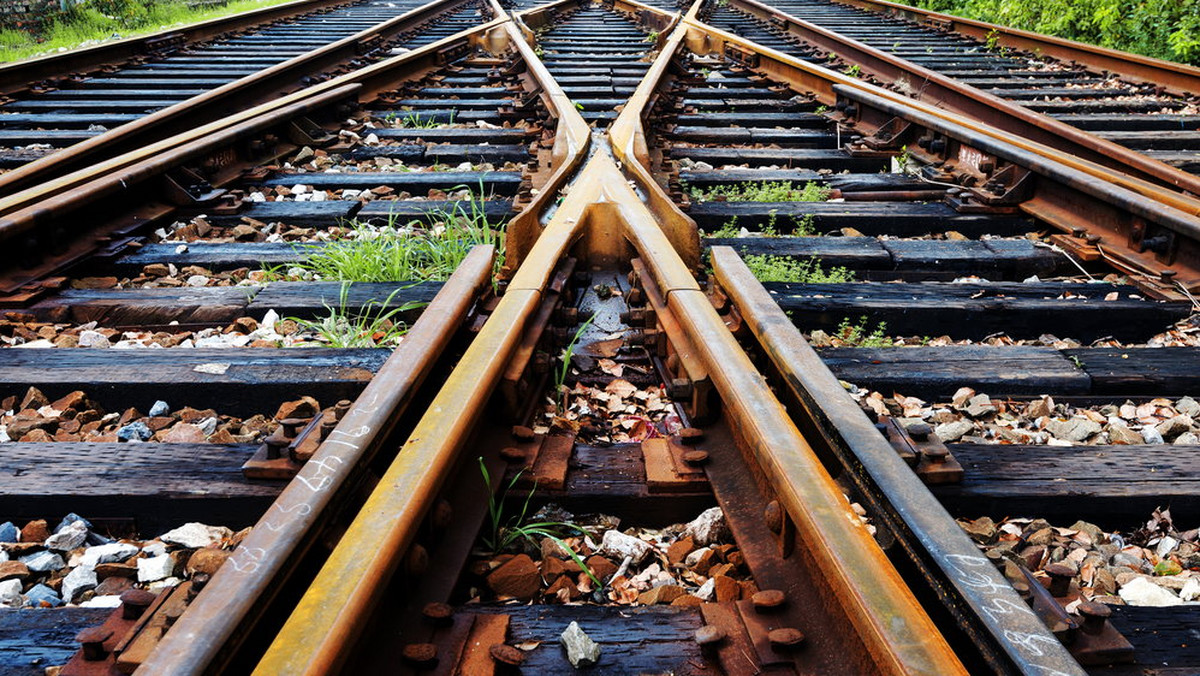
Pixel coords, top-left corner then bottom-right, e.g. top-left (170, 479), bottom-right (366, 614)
top-left (295, 190), bottom-right (504, 283)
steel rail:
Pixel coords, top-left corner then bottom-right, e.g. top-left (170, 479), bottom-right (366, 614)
top-left (838, 84), bottom-right (1200, 288)
top-left (709, 246), bottom-right (1084, 676)
top-left (137, 245), bottom-right (496, 676)
top-left (0, 17), bottom-right (508, 223)
top-left (499, 15), bottom-right (592, 271)
top-left (251, 156), bottom-right (596, 676)
top-left (830, 0), bottom-right (1200, 96)
top-left (0, 0), bottom-right (480, 197)
top-left (593, 148), bottom-right (966, 674)
top-left (0, 0), bottom-right (351, 95)
top-left (682, 18), bottom-right (1200, 220)
top-left (682, 19), bottom-right (1200, 287)
top-left (607, 1), bottom-right (701, 269)
top-left (724, 0), bottom-right (1200, 198)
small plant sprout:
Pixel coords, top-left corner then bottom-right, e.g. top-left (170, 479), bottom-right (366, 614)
top-left (844, 63), bottom-right (862, 78)
top-left (478, 458), bottom-right (602, 588)
top-left (834, 316), bottom-right (893, 347)
top-left (555, 313), bottom-right (597, 409)
top-left (645, 31), bottom-right (659, 42)
top-left (893, 145), bottom-right (912, 174)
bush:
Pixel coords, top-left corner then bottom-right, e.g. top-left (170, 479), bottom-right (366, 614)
top-left (915, 0), bottom-right (1200, 66)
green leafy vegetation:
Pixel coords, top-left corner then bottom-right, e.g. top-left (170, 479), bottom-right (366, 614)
top-left (290, 284), bottom-right (424, 348)
top-left (295, 192), bottom-right (503, 283)
top-left (687, 180), bottom-right (831, 203)
top-left (478, 458), bottom-right (602, 587)
top-left (743, 255), bottom-right (855, 283)
top-left (705, 211), bottom-right (815, 238)
top-left (833, 316), bottom-right (893, 347)
top-left (915, 0), bottom-right (1200, 66)
top-left (401, 111), bottom-right (451, 129)
top-left (0, 0), bottom-right (297, 62)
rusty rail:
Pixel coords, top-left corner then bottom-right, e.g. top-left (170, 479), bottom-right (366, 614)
top-left (608, 3), bottom-right (701, 269)
top-left (600, 148), bottom-right (966, 674)
top-left (682, 18), bottom-right (1200, 290)
top-left (831, 0), bottom-right (1200, 97)
top-left (0, 17), bottom-right (507, 222)
top-left (709, 246), bottom-right (1084, 676)
top-left (0, 0), bottom-right (486, 198)
top-left (138, 246), bottom-right (496, 675)
top-left (252, 164), bottom-right (589, 676)
top-left (724, 0), bottom-right (1200, 198)
top-left (0, 0), bottom-right (351, 95)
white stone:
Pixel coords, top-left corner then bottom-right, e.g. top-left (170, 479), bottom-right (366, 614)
top-left (596, 530), bottom-right (654, 565)
top-left (61, 565), bottom-right (97, 603)
top-left (1142, 426), bottom-right (1165, 444)
top-left (148, 576), bottom-right (182, 591)
top-left (934, 420), bottom-right (974, 442)
top-left (694, 577), bottom-right (716, 601)
top-left (45, 521), bottom-right (88, 551)
top-left (1180, 577), bottom-right (1200, 602)
top-left (160, 522), bottom-right (231, 549)
top-left (684, 508), bottom-right (729, 547)
top-left (137, 554), bottom-right (175, 582)
top-left (186, 275), bottom-right (209, 287)
top-left (142, 541), bottom-right (168, 558)
top-left (559, 621), bottom-right (601, 668)
top-left (79, 595), bottom-right (123, 608)
top-left (78, 330), bottom-right (111, 349)
top-left (79, 542), bottom-right (139, 568)
top-left (1119, 576), bottom-right (1182, 607)
top-left (0, 579), bottom-right (22, 606)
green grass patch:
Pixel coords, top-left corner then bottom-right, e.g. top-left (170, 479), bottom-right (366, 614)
top-left (743, 255), bottom-right (854, 283)
top-left (687, 180), bottom-right (830, 203)
top-left (704, 211), bottom-right (816, 238)
top-left (1, 0), bottom-right (299, 63)
top-left (289, 284), bottom-right (424, 348)
top-left (294, 192), bottom-right (504, 283)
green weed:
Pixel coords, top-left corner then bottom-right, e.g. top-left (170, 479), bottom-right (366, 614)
top-left (743, 255), bottom-right (854, 283)
top-left (295, 190), bottom-right (503, 283)
top-left (834, 316), bottom-right (893, 347)
top-left (478, 458), bottom-right (602, 587)
top-left (290, 284), bottom-right (424, 348)
top-left (687, 180), bottom-right (830, 203)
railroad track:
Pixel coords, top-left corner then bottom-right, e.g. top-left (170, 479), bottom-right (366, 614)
top-left (0, 0), bottom-right (1198, 675)
top-left (0, 0), bottom-right (493, 196)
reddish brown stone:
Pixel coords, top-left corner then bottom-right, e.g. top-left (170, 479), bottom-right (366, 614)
top-left (94, 562), bottom-right (138, 580)
top-left (274, 397), bottom-right (319, 421)
top-left (544, 574), bottom-right (580, 602)
top-left (20, 520), bottom-right (48, 543)
top-left (486, 554), bottom-right (540, 600)
top-left (20, 428), bottom-right (54, 442)
top-left (667, 537), bottom-right (695, 566)
top-left (671, 595), bottom-right (704, 607)
top-left (638, 584), bottom-right (686, 605)
top-left (0, 561), bottom-right (29, 581)
top-left (50, 391), bottom-right (88, 412)
top-left (19, 387), bottom-right (48, 411)
top-left (184, 548), bottom-right (230, 576)
top-left (162, 424), bottom-right (208, 444)
top-left (713, 575), bottom-right (741, 603)
top-left (94, 576), bottom-right (134, 596)
top-left (584, 555), bottom-right (618, 583)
